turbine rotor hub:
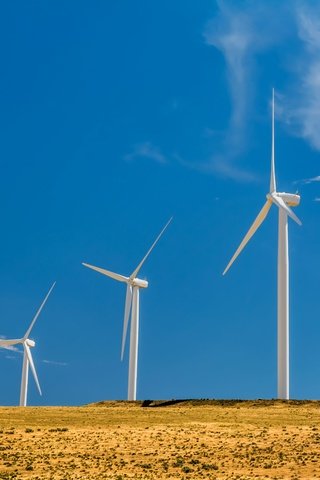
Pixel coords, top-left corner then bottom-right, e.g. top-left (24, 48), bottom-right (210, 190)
top-left (26, 339), bottom-right (35, 347)
top-left (130, 278), bottom-right (148, 288)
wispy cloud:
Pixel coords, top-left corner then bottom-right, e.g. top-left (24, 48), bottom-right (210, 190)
top-left (314, 197), bottom-right (320, 202)
top-left (173, 151), bottom-right (259, 183)
top-left (277, 3), bottom-right (320, 152)
top-left (295, 175), bottom-right (320, 185)
top-left (205, 2), bottom-right (267, 146)
top-left (200, 155), bottom-right (259, 183)
top-left (204, 1), bottom-right (320, 181)
top-left (124, 3), bottom-right (320, 183)
top-left (203, 0), bottom-right (289, 182)
top-left (42, 359), bottom-right (68, 367)
top-left (1, 345), bottom-right (20, 353)
top-left (124, 142), bottom-right (167, 164)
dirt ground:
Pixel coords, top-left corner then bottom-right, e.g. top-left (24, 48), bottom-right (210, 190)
top-left (0, 399), bottom-right (319, 479)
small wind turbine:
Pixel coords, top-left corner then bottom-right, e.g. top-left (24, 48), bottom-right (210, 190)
top-left (223, 90), bottom-right (301, 400)
top-left (83, 217), bottom-right (172, 401)
top-left (0, 282), bottom-right (56, 406)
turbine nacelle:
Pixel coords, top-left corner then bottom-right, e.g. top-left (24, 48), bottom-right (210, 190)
top-left (267, 192), bottom-right (300, 208)
top-left (25, 339), bottom-right (35, 348)
top-left (274, 192), bottom-right (300, 207)
top-left (130, 278), bottom-right (148, 289)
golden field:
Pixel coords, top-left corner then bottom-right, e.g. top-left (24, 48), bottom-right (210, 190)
top-left (0, 400), bottom-right (319, 479)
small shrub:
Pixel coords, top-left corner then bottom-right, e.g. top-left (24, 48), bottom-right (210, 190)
top-left (202, 463), bottom-right (218, 471)
top-left (182, 466), bottom-right (193, 473)
top-left (173, 457), bottom-right (184, 467)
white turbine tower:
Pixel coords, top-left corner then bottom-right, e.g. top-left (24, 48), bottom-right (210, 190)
top-left (223, 90), bottom-right (301, 400)
top-left (83, 217), bottom-right (172, 401)
top-left (0, 282), bottom-right (56, 406)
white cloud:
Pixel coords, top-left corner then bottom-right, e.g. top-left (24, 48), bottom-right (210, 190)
top-left (296, 175), bottom-right (320, 184)
top-left (202, 0), bottom-right (290, 182)
top-left (124, 142), bottom-right (167, 164)
top-left (314, 197), bottom-right (320, 202)
top-left (204, 2), bottom-right (271, 140)
top-left (203, 1), bottom-right (320, 182)
top-left (277, 4), bottom-right (320, 151)
top-left (1, 345), bottom-right (20, 353)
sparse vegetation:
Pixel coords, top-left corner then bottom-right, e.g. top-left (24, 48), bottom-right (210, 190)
top-left (0, 400), bottom-right (318, 478)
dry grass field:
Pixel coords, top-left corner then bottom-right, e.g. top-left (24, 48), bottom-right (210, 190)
top-left (0, 400), bottom-right (319, 479)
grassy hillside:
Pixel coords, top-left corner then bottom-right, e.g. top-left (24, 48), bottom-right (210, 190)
top-left (0, 400), bottom-right (319, 479)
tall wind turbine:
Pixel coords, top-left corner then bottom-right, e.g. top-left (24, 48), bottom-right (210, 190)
top-left (83, 218), bottom-right (172, 401)
top-left (223, 90), bottom-right (301, 400)
top-left (0, 282), bottom-right (56, 406)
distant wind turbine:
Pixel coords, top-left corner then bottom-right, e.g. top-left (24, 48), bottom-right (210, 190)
top-left (0, 282), bottom-right (56, 406)
top-left (83, 218), bottom-right (172, 401)
top-left (223, 90), bottom-right (301, 400)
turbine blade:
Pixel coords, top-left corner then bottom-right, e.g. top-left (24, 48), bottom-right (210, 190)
top-left (223, 199), bottom-right (272, 275)
top-left (270, 88), bottom-right (277, 193)
top-left (270, 194), bottom-right (302, 226)
top-left (130, 217), bottom-right (173, 280)
top-left (82, 263), bottom-right (129, 283)
top-left (0, 339), bottom-right (22, 347)
top-left (24, 282), bottom-right (56, 340)
top-left (24, 343), bottom-right (42, 396)
top-left (121, 284), bottom-right (133, 361)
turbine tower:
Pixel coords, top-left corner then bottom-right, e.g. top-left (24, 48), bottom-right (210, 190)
top-left (223, 90), bottom-right (301, 400)
top-left (83, 218), bottom-right (172, 401)
top-left (0, 282), bottom-right (56, 406)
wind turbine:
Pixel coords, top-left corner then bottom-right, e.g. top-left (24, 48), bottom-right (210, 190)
top-left (83, 217), bottom-right (172, 401)
top-left (0, 282), bottom-right (56, 406)
top-left (223, 90), bottom-right (301, 400)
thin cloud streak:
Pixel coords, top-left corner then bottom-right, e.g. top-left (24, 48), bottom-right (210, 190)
top-left (42, 359), bottom-right (68, 367)
top-left (125, 142), bottom-right (167, 164)
top-left (1, 346), bottom-right (20, 353)
top-left (173, 153), bottom-right (260, 183)
top-left (295, 175), bottom-right (320, 185)
top-left (202, 156), bottom-right (259, 183)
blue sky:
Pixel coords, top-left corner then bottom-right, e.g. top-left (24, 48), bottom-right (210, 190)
top-left (0, 0), bottom-right (320, 405)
